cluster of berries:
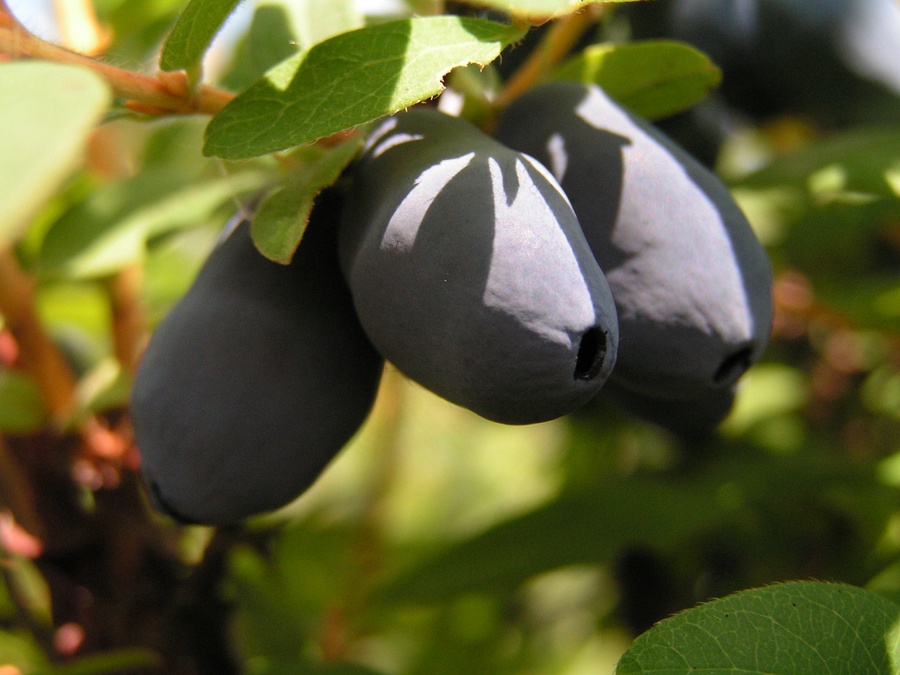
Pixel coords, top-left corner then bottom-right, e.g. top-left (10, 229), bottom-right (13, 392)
top-left (131, 82), bottom-right (772, 525)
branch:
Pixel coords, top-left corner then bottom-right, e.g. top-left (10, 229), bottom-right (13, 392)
top-left (0, 248), bottom-right (78, 425)
top-left (495, 5), bottom-right (604, 111)
top-left (105, 265), bottom-right (146, 376)
top-left (0, 22), bottom-right (235, 116)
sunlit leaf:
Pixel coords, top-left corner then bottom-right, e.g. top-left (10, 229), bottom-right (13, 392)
top-left (0, 62), bottom-right (110, 246)
top-left (204, 17), bottom-right (524, 159)
top-left (616, 581), bottom-right (900, 674)
top-left (160, 0), bottom-right (242, 73)
top-left (219, 3), bottom-right (303, 92)
top-left (251, 137), bottom-right (363, 264)
top-left (738, 129), bottom-right (900, 198)
top-left (553, 40), bottom-right (722, 119)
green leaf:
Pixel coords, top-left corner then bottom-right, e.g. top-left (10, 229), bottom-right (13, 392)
top-left (0, 62), bottom-right (110, 247)
top-left (738, 128), bottom-right (900, 197)
top-left (251, 137), bottom-right (363, 264)
top-left (38, 169), bottom-right (268, 280)
top-left (553, 40), bottom-right (722, 120)
top-left (204, 16), bottom-right (524, 159)
top-left (378, 453), bottom-right (898, 604)
top-left (733, 129), bottom-right (900, 287)
top-left (0, 630), bottom-right (48, 671)
top-left (5, 556), bottom-right (53, 629)
top-left (0, 370), bottom-right (46, 433)
top-left (616, 581), bottom-right (900, 675)
top-left (100, 0), bottom-right (186, 64)
top-left (219, 3), bottom-right (303, 92)
top-left (379, 478), bottom-right (730, 603)
top-left (75, 359), bottom-right (133, 416)
top-left (160, 0), bottom-right (242, 73)
top-left (292, 0), bottom-right (364, 49)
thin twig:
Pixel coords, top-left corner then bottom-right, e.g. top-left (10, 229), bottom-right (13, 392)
top-left (0, 23), bottom-right (235, 116)
top-left (319, 366), bottom-right (404, 660)
top-left (0, 248), bottom-right (78, 425)
top-left (105, 265), bottom-right (146, 376)
top-left (495, 5), bottom-right (605, 111)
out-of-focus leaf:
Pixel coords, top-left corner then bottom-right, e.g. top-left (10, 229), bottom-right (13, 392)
top-left (160, 0), bottom-right (242, 73)
top-left (379, 453), bottom-right (898, 603)
top-left (230, 545), bottom-right (311, 664)
top-left (863, 366), bottom-right (900, 422)
top-left (230, 529), bottom-right (389, 675)
top-left (36, 283), bottom-right (111, 357)
top-left (460, 0), bottom-right (641, 21)
top-left (219, 3), bottom-right (302, 92)
top-left (815, 276), bottom-right (900, 333)
top-left (43, 648), bottom-right (163, 675)
top-left (204, 17), bottom-right (524, 159)
top-left (722, 364), bottom-right (807, 435)
top-left (0, 62), bottom-right (110, 246)
top-left (229, 524), bottom-right (386, 673)
top-left (738, 129), bottom-right (900, 197)
top-left (141, 225), bottom-right (219, 325)
top-left (293, 0), bottom-right (363, 49)
top-left (0, 629), bottom-right (48, 671)
top-left (0, 370), bottom-right (46, 433)
top-left (98, 0), bottom-right (186, 62)
top-left (75, 359), bottom-right (132, 415)
top-left (615, 581), bottom-right (900, 674)
top-left (733, 132), bottom-right (900, 338)
top-left (553, 40), bottom-right (721, 120)
top-left (4, 556), bottom-right (52, 629)
top-left (140, 117), bottom-right (218, 177)
top-left (38, 169), bottom-right (268, 280)
top-left (867, 560), bottom-right (900, 607)
top-left (379, 479), bottom-right (729, 603)
top-left (252, 137), bottom-right (363, 264)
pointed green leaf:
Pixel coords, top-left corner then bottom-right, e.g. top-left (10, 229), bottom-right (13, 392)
top-left (160, 0), bottom-right (242, 73)
top-left (379, 479), bottom-right (729, 603)
top-left (616, 581), bottom-right (900, 675)
top-left (378, 454), bottom-right (896, 604)
top-left (219, 4), bottom-right (303, 92)
top-left (0, 62), bottom-right (110, 247)
top-left (252, 137), bottom-right (363, 264)
top-left (204, 16), bottom-right (524, 159)
top-left (553, 40), bottom-right (722, 119)
top-left (38, 169), bottom-right (269, 280)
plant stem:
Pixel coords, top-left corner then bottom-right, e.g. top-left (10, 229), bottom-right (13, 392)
top-left (105, 265), bottom-right (146, 376)
top-left (495, 5), bottom-right (604, 111)
top-left (320, 366), bottom-right (404, 660)
top-left (0, 249), bottom-right (77, 425)
top-left (0, 23), bottom-right (235, 116)
top-left (0, 436), bottom-right (45, 545)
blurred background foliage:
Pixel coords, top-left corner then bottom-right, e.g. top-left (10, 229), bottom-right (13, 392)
top-left (0, 0), bottom-right (898, 673)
